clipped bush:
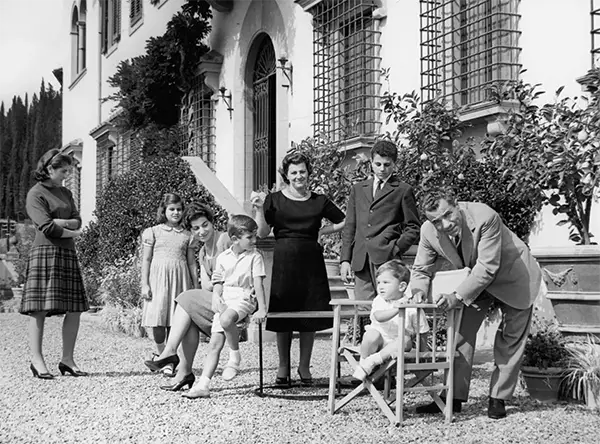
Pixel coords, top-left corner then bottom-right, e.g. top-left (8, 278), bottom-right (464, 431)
top-left (77, 154), bottom-right (227, 272)
top-left (382, 90), bottom-right (539, 242)
top-left (98, 255), bottom-right (146, 337)
top-left (99, 256), bottom-right (142, 309)
top-left (14, 223), bottom-right (36, 286)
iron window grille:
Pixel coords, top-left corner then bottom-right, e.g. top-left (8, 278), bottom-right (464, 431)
top-left (311, 0), bottom-right (382, 144)
top-left (179, 75), bottom-right (216, 172)
top-left (101, 0), bottom-right (121, 54)
top-left (64, 159), bottom-right (81, 211)
top-left (420, 0), bottom-right (521, 109)
top-left (130, 0), bottom-right (143, 26)
top-left (593, 0), bottom-right (600, 68)
top-left (96, 131), bottom-right (141, 192)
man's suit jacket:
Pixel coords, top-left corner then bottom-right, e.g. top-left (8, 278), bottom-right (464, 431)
top-left (341, 175), bottom-right (420, 270)
top-left (411, 202), bottom-right (542, 309)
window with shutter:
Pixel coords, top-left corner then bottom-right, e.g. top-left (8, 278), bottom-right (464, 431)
top-left (101, 0), bottom-right (121, 54)
top-left (130, 0), bottom-right (143, 26)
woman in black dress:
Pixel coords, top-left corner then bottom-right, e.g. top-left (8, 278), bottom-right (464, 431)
top-left (20, 149), bottom-right (88, 379)
top-left (253, 152), bottom-right (344, 385)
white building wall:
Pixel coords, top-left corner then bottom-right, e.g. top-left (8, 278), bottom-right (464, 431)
top-left (63, 0), bottom-right (598, 244)
top-left (62, 0), bottom-right (185, 224)
top-left (62, 0), bottom-right (101, 224)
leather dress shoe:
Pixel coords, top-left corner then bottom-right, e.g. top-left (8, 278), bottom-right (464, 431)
top-left (415, 397), bottom-right (463, 414)
top-left (488, 397), bottom-right (506, 419)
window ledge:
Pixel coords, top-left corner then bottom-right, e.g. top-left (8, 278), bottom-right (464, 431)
top-left (458, 100), bottom-right (521, 136)
top-left (130, 17), bottom-right (143, 36)
top-left (458, 100), bottom-right (520, 122)
top-left (336, 135), bottom-right (377, 154)
top-left (68, 68), bottom-right (88, 90)
top-left (104, 42), bottom-right (119, 58)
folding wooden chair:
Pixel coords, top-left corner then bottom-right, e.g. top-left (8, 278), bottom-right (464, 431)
top-left (328, 299), bottom-right (460, 426)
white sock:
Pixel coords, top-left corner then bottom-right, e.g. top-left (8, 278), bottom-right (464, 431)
top-left (198, 375), bottom-right (211, 390)
top-left (229, 349), bottom-right (241, 365)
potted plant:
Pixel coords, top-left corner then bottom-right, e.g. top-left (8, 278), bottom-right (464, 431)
top-left (565, 336), bottom-right (600, 410)
top-left (521, 318), bottom-right (570, 402)
top-left (483, 68), bottom-right (600, 338)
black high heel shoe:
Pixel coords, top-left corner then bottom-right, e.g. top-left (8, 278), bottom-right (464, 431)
top-left (160, 373), bottom-right (195, 391)
top-left (297, 369), bottom-right (313, 385)
top-left (30, 363), bottom-right (54, 380)
top-left (58, 362), bottom-right (89, 377)
top-left (274, 375), bottom-right (291, 387)
top-left (144, 354), bottom-right (180, 372)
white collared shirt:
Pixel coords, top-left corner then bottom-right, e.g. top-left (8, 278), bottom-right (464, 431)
top-left (373, 175), bottom-right (391, 198)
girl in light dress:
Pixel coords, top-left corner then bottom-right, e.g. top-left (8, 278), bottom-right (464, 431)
top-left (141, 193), bottom-right (199, 375)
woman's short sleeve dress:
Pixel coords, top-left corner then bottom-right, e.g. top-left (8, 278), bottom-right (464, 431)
top-left (264, 191), bottom-right (344, 332)
top-left (20, 183), bottom-right (88, 316)
top-left (141, 225), bottom-right (195, 327)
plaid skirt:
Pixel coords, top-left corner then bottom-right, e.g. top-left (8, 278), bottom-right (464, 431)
top-left (19, 245), bottom-right (88, 316)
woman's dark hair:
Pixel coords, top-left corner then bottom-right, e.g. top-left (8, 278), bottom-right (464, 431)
top-left (183, 202), bottom-right (214, 229)
top-left (33, 149), bottom-right (73, 182)
top-left (156, 193), bottom-right (184, 224)
top-left (278, 152), bottom-right (313, 185)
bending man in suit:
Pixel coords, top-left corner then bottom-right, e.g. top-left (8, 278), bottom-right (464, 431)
top-left (340, 140), bottom-right (420, 300)
top-left (411, 188), bottom-right (543, 419)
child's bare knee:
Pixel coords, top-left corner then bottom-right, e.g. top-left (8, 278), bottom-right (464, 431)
top-left (219, 311), bottom-right (239, 330)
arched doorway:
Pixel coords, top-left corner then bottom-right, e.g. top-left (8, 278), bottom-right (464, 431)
top-left (251, 36), bottom-right (276, 190)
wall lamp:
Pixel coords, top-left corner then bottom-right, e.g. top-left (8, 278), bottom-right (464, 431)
top-left (219, 86), bottom-right (233, 118)
top-left (278, 57), bottom-right (293, 91)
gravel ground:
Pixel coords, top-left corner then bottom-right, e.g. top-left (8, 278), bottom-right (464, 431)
top-left (1, 312), bottom-right (598, 444)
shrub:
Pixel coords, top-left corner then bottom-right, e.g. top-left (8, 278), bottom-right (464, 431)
top-left (98, 256), bottom-right (146, 338)
top-left (522, 318), bottom-right (570, 369)
top-left (382, 90), bottom-right (539, 242)
top-left (99, 256), bottom-right (142, 309)
top-left (14, 224), bottom-right (36, 286)
top-left (77, 154), bottom-right (227, 273)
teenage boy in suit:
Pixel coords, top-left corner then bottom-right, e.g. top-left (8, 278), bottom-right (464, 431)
top-left (410, 188), bottom-right (544, 419)
top-left (340, 140), bottom-right (420, 300)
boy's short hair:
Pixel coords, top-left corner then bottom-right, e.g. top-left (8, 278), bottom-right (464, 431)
top-left (370, 140), bottom-right (398, 163)
top-left (227, 214), bottom-right (258, 239)
top-left (376, 259), bottom-right (411, 284)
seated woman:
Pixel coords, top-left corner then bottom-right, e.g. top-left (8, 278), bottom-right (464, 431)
top-left (144, 203), bottom-right (230, 391)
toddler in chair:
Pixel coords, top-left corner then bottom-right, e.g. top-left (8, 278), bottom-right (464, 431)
top-left (353, 259), bottom-right (430, 381)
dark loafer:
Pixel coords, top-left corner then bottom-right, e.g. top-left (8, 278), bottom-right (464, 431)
top-left (415, 398), bottom-right (463, 414)
top-left (488, 397), bottom-right (506, 419)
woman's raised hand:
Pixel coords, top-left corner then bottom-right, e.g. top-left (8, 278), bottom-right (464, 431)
top-left (250, 191), bottom-right (266, 210)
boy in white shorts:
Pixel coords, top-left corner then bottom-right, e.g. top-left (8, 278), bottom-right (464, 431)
top-left (184, 215), bottom-right (267, 398)
top-left (353, 259), bottom-right (429, 381)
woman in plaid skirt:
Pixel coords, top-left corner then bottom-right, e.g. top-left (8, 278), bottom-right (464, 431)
top-left (20, 149), bottom-right (89, 379)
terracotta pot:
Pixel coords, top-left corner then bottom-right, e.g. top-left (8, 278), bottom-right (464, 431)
top-left (520, 366), bottom-right (566, 403)
top-left (324, 258), bottom-right (340, 278)
top-left (532, 245), bottom-right (600, 339)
